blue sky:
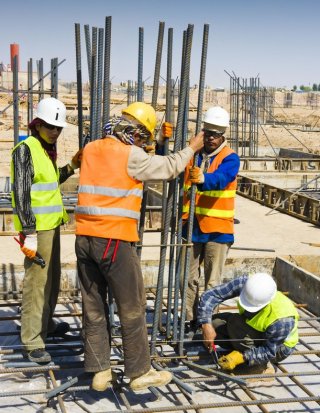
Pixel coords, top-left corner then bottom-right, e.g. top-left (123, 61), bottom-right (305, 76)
top-left (1, 0), bottom-right (319, 89)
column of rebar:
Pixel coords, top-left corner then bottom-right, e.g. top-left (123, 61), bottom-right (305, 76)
top-left (102, 16), bottom-right (112, 125)
top-left (150, 25), bottom-right (194, 355)
top-left (84, 24), bottom-right (92, 83)
top-left (178, 24), bottom-right (208, 355)
top-left (137, 27), bottom-right (144, 102)
top-left (75, 23), bottom-right (83, 148)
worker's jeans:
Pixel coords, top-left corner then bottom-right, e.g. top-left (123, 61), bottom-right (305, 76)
top-left (184, 241), bottom-right (231, 321)
top-left (21, 227), bottom-right (61, 351)
top-left (75, 235), bottom-right (151, 378)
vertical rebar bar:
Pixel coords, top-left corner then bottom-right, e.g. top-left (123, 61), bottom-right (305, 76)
top-left (75, 23), bottom-right (83, 148)
top-left (151, 21), bottom-right (165, 109)
top-left (89, 27), bottom-right (98, 140)
top-left (96, 27), bottom-right (104, 137)
top-left (137, 27), bottom-right (144, 102)
top-left (13, 55), bottom-right (19, 146)
top-left (38, 58), bottom-right (44, 101)
top-left (102, 16), bottom-right (112, 126)
top-left (84, 24), bottom-right (92, 82)
top-left (27, 58), bottom-right (33, 130)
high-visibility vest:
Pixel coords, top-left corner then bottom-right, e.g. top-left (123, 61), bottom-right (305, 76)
top-left (11, 136), bottom-right (68, 231)
top-left (75, 138), bottom-right (143, 242)
top-left (238, 291), bottom-right (299, 348)
top-left (182, 146), bottom-right (237, 234)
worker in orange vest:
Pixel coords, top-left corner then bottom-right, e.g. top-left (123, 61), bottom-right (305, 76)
top-left (75, 102), bottom-right (204, 392)
top-left (182, 106), bottom-right (240, 334)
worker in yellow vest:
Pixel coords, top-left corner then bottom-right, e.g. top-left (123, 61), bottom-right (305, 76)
top-left (11, 97), bottom-right (82, 363)
top-left (182, 106), bottom-right (240, 333)
top-left (198, 273), bottom-right (299, 376)
top-left (75, 102), bottom-right (204, 392)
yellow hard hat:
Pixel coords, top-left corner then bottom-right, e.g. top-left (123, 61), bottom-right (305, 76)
top-left (122, 102), bottom-right (157, 139)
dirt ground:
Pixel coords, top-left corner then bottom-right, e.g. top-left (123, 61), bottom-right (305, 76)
top-left (1, 89), bottom-right (320, 178)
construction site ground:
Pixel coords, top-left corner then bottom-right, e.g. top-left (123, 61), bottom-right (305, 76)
top-left (1, 91), bottom-right (320, 411)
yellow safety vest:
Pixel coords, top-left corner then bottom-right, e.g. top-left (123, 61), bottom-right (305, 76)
top-left (11, 136), bottom-right (68, 231)
top-left (238, 291), bottom-right (299, 348)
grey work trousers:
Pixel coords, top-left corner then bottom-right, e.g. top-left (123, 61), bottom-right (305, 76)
top-left (21, 227), bottom-right (61, 351)
top-left (75, 235), bottom-right (151, 378)
top-left (184, 241), bottom-right (231, 321)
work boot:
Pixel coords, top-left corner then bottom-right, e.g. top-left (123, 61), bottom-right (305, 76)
top-left (130, 369), bottom-right (173, 391)
top-left (92, 368), bottom-right (117, 391)
top-left (233, 362), bottom-right (275, 382)
top-left (26, 348), bottom-right (51, 364)
top-left (47, 322), bottom-right (70, 338)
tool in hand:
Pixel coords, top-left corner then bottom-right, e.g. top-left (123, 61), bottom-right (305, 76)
top-left (210, 341), bottom-right (220, 367)
top-left (14, 236), bottom-right (46, 268)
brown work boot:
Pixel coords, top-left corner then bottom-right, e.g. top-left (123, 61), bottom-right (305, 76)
top-left (233, 362), bottom-right (275, 382)
top-left (130, 369), bottom-right (173, 391)
top-left (92, 368), bottom-right (117, 391)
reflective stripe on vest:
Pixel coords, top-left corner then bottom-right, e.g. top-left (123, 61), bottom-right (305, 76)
top-left (11, 136), bottom-right (68, 231)
top-left (75, 138), bottom-right (143, 241)
top-left (182, 146), bottom-right (237, 234)
top-left (238, 291), bottom-right (299, 348)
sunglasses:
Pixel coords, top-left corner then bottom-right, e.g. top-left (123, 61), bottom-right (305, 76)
top-left (42, 121), bottom-right (63, 132)
top-left (202, 129), bottom-right (224, 139)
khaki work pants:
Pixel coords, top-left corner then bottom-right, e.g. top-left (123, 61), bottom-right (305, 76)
top-left (184, 241), bottom-right (231, 321)
top-left (75, 235), bottom-right (151, 378)
top-left (21, 227), bottom-right (61, 351)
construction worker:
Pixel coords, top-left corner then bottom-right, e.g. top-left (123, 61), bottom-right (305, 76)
top-left (11, 97), bottom-right (83, 363)
top-left (198, 273), bottom-right (299, 375)
top-left (182, 106), bottom-right (240, 331)
top-left (75, 102), bottom-right (204, 392)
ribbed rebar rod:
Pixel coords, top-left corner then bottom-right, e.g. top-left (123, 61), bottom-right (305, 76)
top-left (75, 23), bottom-right (83, 148)
top-left (50, 58), bottom-right (58, 98)
top-left (96, 27), bottom-right (104, 137)
top-left (84, 24), bottom-right (92, 82)
top-left (137, 27), bottom-right (144, 102)
top-left (27, 58), bottom-right (33, 129)
top-left (102, 16), bottom-right (112, 125)
top-left (38, 58), bottom-right (44, 101)
top-left (151, 21), bottom-right (165, 109)
top-left (89, 27), bottom-right (98, 140)
top-left (12, 55), bottom-right (19, 146)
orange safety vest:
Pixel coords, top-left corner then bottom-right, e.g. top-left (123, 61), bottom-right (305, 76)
top-left (75, 138), bottom-right (143, 242)
top-left (182, 146), bottom-right (237, 234)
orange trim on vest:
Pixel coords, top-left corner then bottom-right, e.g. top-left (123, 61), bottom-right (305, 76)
top-left (75, 138), bottom-right (143, 241)
top-left (183, 146), bottom-right (237, 234)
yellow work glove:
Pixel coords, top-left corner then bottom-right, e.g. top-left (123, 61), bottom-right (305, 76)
top-left (189, 166), bottom-right (204, 184)
top-left (20, 233), bottom-right (37, 260)
top-left (161, 121), bottom-right (173, 139)
top-left (218, 350), bottom-right (245, 370)
top-left (70, 148), bottom-right (83, 170)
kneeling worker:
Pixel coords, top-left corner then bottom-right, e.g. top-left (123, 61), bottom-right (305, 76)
top-left (197, 273), bottom-right (299, 374)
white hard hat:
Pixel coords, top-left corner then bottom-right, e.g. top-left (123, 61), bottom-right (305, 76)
top-left (35, 97), bottom-right (67, 127)
top-left (203, 106), bottom-right (229, 132)
top-left (239, 273), bottom-right (277, 313)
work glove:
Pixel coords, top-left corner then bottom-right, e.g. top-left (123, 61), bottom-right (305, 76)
top-left (218, 350), bottom-right (245, 370)
top-left (189, 166), bottom-right (205, 184)
top-left (70, 148), bottom-right (83, 170)
top-left (161, 122), bottom-right (173, 140)
top-left (20, 233), bottom-right (37, 260)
